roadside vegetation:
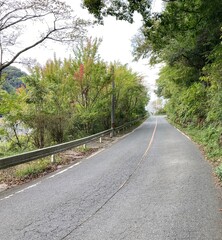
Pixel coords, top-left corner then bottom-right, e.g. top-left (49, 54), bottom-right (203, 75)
top-left (0, 38), bottom-right (149, 185)
top-left (0, 0), bottom-right (150, 186)
top-left (171, 122), bottom-right (222, 182)
top-left (1, 0), bottom-right (222, 184)
top-left (148, 1), bottom-right (222, 181)
top-left (84, 0), bottom-right (222, 181)
top-left (0, 38), bottom-right (149, 158)
top-left (0, 145), bottom-right (93, 186)
top-left (0, 125), bottom-right (143, 187)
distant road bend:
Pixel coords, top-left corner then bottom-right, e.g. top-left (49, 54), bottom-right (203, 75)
top-left (0, 116), bottom-right (222, 240)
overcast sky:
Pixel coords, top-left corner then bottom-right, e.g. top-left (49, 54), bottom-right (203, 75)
top-left (22, 0), bottom-right (163, 104)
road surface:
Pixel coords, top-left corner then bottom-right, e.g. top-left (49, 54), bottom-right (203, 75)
top-left (0, 116), bottom-right (222, 240)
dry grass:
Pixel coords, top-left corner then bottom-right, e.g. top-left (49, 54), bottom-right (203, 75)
top-left (0, 146), bottom-right (98, 188)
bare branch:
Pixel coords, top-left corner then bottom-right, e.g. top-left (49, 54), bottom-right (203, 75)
top-left (1, 27), bottom-right (57, 70)
top-left (0, 12), bottom-right (53, 31)
top-left (0, 0), bottom-right (90, 71)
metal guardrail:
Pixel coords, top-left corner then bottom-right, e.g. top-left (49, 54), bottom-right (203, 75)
top-left (0, 117), bottom-right (147, 170)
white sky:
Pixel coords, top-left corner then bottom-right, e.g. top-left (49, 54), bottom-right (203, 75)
top-left (21, 0), bottom-right (163, 106)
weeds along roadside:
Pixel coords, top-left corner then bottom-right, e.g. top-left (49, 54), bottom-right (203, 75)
top-left (0, 145), bottom-right (97, 188)
top-left (0, 123), bottom-right (142, 190)
top-left (171, 120), bottom-right (222, 184)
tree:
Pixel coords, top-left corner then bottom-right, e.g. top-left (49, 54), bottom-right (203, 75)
top-left (0, 37), bottom-right (149, 154)
top-left (1, 66), bottom-right (27, 93)
top-left (150, 0), bottom-right (222, 127)
top-left (84, 0), bottom-right (222, 154)
top-left (202, 44), bottom-right (222, 124)
top-left (0, 84), bottom-right (29, 151)
top-left (113, 62), bottom-right (149, 125)
top-left (0, 0), bottom-right (89, 72)
top-left (23, 58), bottom-right (78, 147)
top-left (133, 0), bottom-right (222, 63)
top-left (71, 38), bottom-right (112, 134)
top-left (82, 0), bottom-right (152, 23)
top-left (70, 38), bottom-right (149, 134)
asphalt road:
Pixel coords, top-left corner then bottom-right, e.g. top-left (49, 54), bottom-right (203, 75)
top-left (0, 116), bottom-right (222, 240)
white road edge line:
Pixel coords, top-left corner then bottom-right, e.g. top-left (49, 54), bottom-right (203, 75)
top-left (86, 148), bottom-right (105, 159)
top-left (47, 162), bottom-right (81, 179)
top-left (0, 162), bottom-right (82, 202)
top-left (0, 182), bottom-right (41, 201)
top-left (0, 118), bottom-right (150, 202)
top-left (175, 127), bottom-right (192, 141)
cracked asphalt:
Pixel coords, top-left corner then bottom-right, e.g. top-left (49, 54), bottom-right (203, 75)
top-left (0, 116), bottom-right (222, 240)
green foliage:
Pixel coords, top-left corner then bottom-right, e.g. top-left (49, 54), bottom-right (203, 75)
top-left (83, 0), bottom-right (105, 22)
top-left (83, 0), bottom-right (151, 23)
top-left (1, 66), bottom-right (27, 93)
top-left (155, 108), bottom-right (166, 115)
top-left (186, 126), bottom-right (222, 159)
top-left (0, 86), bottom-right (31, 151)
top-left (136, 1), bottom-right (222, 173)
top-left (113, 63), bottom-right (149, 125)
top-left (165, 82), bottom-right (207, 126)
top-left (0, 37), bottom-right (149, 156)
top-left (24, 58), bottom-right (77, 147)
top-left (15, 160), bottom-right (51, 179)
top-left (135, 0), bottom-right (222, 63)
top-left (142, 0), bottom-right (222, 130)
top-left (84, 0), bottom-right (222, 181)
top-left (70, 38), bottom-right (112, 135)
top-left (201, 44), bottom-right (222, 124)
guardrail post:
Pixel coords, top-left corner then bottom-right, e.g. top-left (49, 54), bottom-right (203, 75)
top-left (51, 154), bottom-right (55, 163)
top-left (99, 137), bottom-right (102, 143)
